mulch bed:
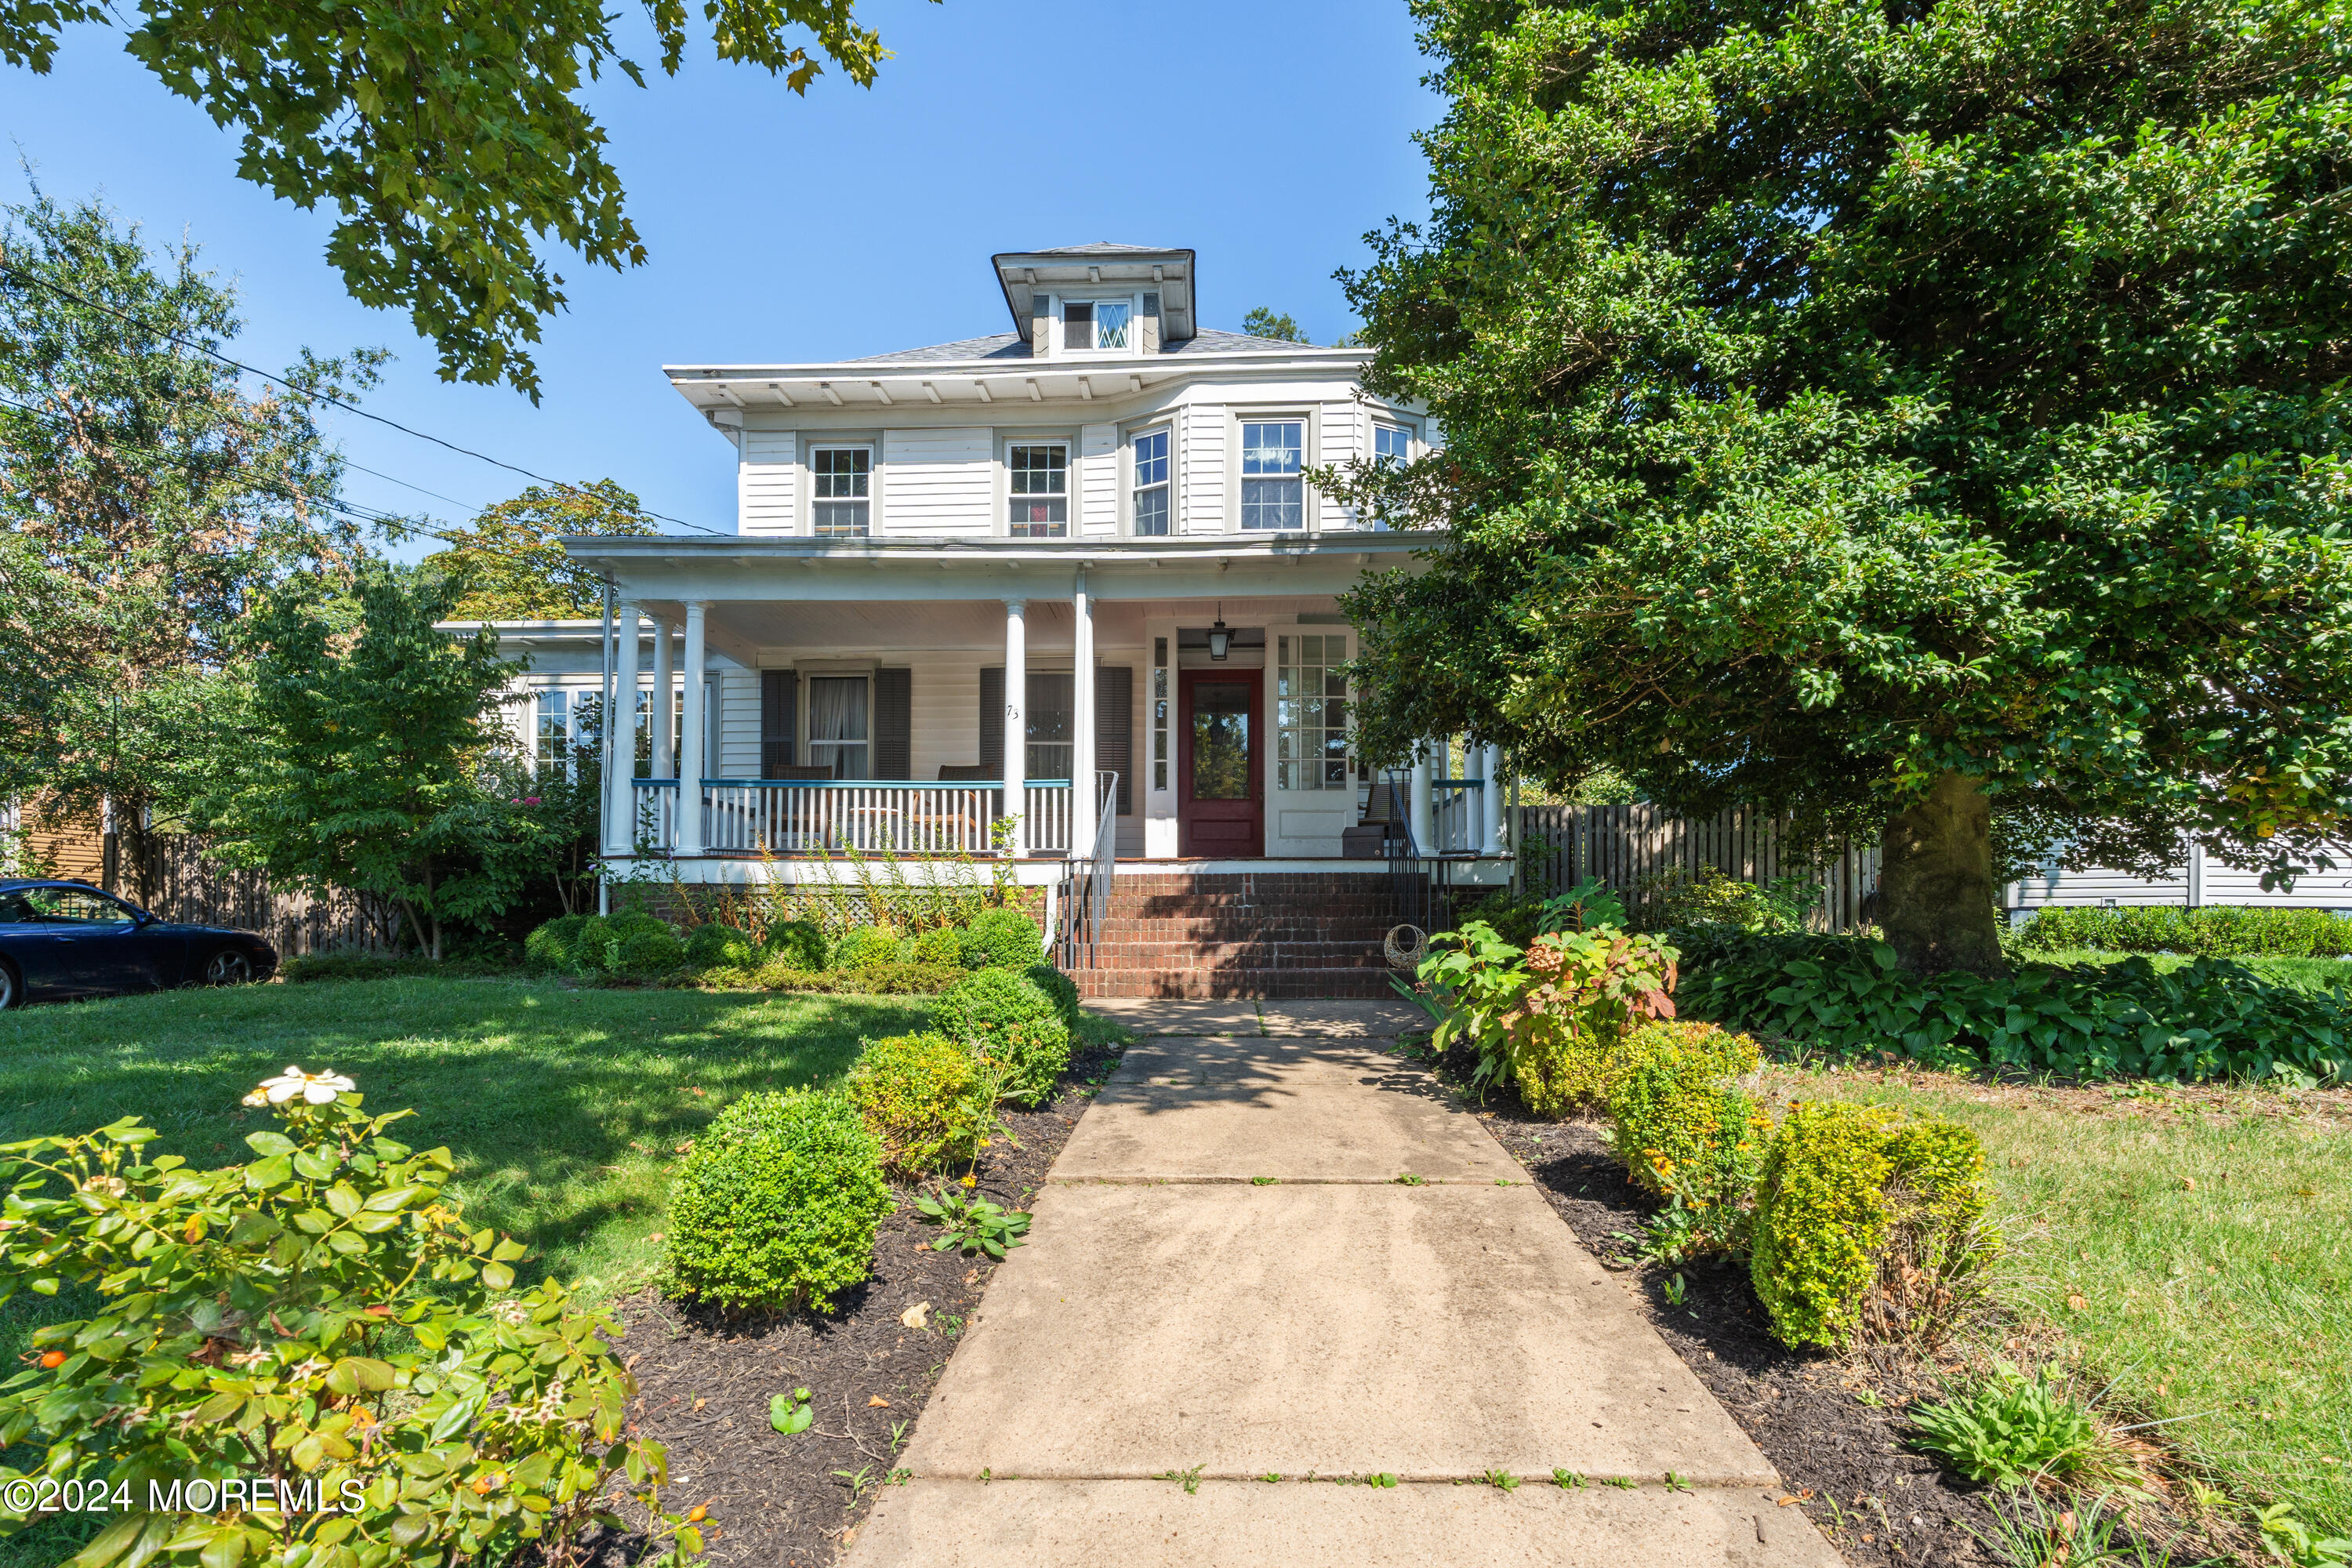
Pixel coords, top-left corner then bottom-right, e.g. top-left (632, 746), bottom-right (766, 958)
top-left (592, 1033), bottom-right (1126, 1568)
top-left (1475, 1104), bottom-right (2007, 1566)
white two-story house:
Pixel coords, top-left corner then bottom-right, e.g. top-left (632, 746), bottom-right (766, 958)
top-left (492, 242), bottom-right (1514, 908)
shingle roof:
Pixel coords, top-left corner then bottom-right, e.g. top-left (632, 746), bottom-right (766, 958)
top-left (847, 327), bottom-right (1319, 366)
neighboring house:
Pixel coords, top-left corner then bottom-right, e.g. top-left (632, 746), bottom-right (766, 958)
top-left (510, 241), bottom-right (1511, 907)
top-left (2008, 844), bottom-right (2352, 917)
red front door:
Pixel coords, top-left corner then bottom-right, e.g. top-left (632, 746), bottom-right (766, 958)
top-left (1179, 670), bottom-right (1262, 857)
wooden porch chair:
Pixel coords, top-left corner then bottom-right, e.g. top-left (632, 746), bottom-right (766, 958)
top-left (932, 764), bottom-right (999, 851)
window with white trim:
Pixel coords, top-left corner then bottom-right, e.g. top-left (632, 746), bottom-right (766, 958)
top-left (811, 447), bottom-right (871, 537)
top-left (1008, 444), bottom-right (1069, 536)
top-left (535, 689), bottom-right (572, 775)
top-left (1061, 298), bottom-right (1130, 352)
top-left (1151, 637), bottom-right (1169, 791)
top-left (1240, 420), bottom-right (1305, 531)
top-left (807, 676), bottom-right (870, 778)
top-left (1276, 634), bottom-right (1349, 789)
top-left (1131, 428), bottom-right (1170, 536)
top-left (1374, 421), bottom-right (1412, 468)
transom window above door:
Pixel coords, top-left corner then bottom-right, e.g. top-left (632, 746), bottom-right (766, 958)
top-left (1240, 420), bottom-right (1305, 532)
top-left (1061, 299), bottom-right (1130, 352)
top-left (811, 447), bottom-right (871, 537)
top-left (1008, 444), bottom-right (1069, 536)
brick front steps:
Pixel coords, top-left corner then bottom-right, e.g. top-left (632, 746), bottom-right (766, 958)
top-left (1069, 871), bottom-right (1414, 1000)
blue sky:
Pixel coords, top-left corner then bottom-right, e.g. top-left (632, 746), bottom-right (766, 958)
top-left (2, 1), bottom-right (1443, 552)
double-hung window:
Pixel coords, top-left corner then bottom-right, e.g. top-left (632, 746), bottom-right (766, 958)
top-left (1131, 428), bottom-right (1170, 535)
top-left (1371, 421), bottom-right (1412, 528)
top-left (806, 676), bottom-right (869, 779)
top-left (535, 689), bottom-right (572, 775)
top-left (811, 447), bottom-right (871, 537)
top-left (1240, 420), bottom-right (1305, 531)
top-left (1008, 444), bottom-right (1069, 536)
top-left (1061, 299), bottom-right (1130, 352)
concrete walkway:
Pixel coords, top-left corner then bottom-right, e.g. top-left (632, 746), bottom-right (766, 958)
top-left (844, 1004), bottom-right (1838, 1566)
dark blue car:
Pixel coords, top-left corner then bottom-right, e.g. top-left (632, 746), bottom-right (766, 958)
top-left (0, 879), bottom-right (278, 1009)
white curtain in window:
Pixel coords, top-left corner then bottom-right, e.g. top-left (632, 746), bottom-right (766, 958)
top-left (808, 677), bottom-right (869, 778)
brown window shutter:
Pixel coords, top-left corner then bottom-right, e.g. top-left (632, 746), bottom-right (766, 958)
top-left (875, 668), bottom-right (912, 779)
top-left (760, 670), bottom-right (796, 776)
top-left (1094, 666), bottom-right (1134, 815)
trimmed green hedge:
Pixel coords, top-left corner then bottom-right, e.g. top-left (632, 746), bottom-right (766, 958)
top-left (2015, 903), bottom-right (2352, 959)
top-left (1682, 935), bottom-right (2352, 1084)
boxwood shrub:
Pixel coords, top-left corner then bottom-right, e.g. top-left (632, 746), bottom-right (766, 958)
top-left (763, 918), bottom-right (829, 970)
top-left (913, 925), bottom-right (966, 967)
top-left (1681, 933), bottom-right (2352, 1083)
top-left (960, 907), bottom-right (1046, 971)
top-left (740, 960), bottom-right (961, 995)
top-left (661, 1089), bottom-right (891, 1313)
top-left (1604, 1022), bottom-right (1766, 1207)
top-left (844, 1032), bottom-right (998, 1174)
top-left (684, 921), bottom-right (760, 972)
top-left (522, 912), bottom-right (684, 978)
top-left (930, 968), bottom-right (1070, 1106)
top-left (832, 924), bottom-right (908, 970)
top-left (1748, 1102), bottom-right (1992, 1350)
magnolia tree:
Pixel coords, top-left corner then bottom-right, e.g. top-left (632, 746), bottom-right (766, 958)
top-left (1334, 0), bottom-right (2352, 974)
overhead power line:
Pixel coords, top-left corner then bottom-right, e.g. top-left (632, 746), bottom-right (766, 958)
top-left (0, 260), bottom-right (729, 536)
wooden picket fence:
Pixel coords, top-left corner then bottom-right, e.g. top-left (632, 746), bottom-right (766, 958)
top-left (140, 838), bottom-right (387, 958)
top-left (1517, 803), bottom-right (1879, 934)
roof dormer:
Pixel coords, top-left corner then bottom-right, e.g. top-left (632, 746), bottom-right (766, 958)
top-left (993, 243), bottom-right (1196, 358)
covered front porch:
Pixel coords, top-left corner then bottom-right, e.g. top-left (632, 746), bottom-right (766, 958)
top-left (572, 536), bottom-right (1515, 886)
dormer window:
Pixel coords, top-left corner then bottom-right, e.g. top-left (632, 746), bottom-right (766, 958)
top-left (1059, 299), bottom-right (1131, 353)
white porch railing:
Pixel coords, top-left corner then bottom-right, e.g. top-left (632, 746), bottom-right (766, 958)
top-left (628, 779), bottom-right (1079, 856)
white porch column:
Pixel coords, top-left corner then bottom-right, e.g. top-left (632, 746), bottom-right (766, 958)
top-left (677, 601), bottom-right (708, 855)
top-left (605, 599), bottom-right (638, 855)
top-left (1409, 740), bottom-right (1436, 852)
top-left (1483, 744), bottom-right (1508, 855)
top-left (652, 613), bottom-right (675, 778)
top-left (1003, 598), bottom-right (1028, 856)
top-left (1072, 571), bottom-right (1095, 858)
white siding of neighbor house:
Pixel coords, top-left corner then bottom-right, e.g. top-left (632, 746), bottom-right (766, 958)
top-left (1182, 403), bottom-right (1226, 533)
top-left (2009, 844), bottom-right (2352, 911)
top-left (1079, 422), bottom-right (1117, 536)
top-left (739, 430), bottom-right (797, 535)
top-left (880, 427), bottom-right (992, 537)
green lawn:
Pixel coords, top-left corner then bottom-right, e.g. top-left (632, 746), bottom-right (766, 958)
top-left (0, 977), bottom-right (938, 1293)
top-left (0, 975), bottom-right (962, 1565)
top-left (1768, 1064), bottom-right (2352, 1537)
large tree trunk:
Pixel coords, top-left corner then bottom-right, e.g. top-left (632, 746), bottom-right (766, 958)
top-left (1878, 771), bottom-right (2006, 976)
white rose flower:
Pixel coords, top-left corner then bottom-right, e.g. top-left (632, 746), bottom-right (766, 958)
top-left (255, 1066), bottom-right (358, 1105)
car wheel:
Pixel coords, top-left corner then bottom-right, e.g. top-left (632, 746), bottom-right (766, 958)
top-left (0, 960), bottom-right (20, 1010)
top-left (204, 949), bottom-right (255, 987)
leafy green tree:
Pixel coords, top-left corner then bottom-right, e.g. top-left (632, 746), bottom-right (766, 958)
top-left (420, 478), bottom-right (657, 619)
top-left (1241, 307), bottom-right (1309, 343)
top-left (201, 566), bottom-right (541, 960)
top-left (0, 189), bottom-right (376, 901)
top-left (1, 1), bottom-right (934, 399)
top-left (1334, 0), bottom-right (2352, 975)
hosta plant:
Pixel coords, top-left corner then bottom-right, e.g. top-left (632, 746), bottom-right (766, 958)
top-left (0, 1069), bottom-right (699, 1568)
top-left (1909, 1363), bottom-right (2103, 1486)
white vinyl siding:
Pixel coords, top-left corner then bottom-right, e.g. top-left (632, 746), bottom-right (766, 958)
top-left (1322, 401), bottom-right (1363, 529)
top-left (880, 427), bottom-right (992, 536)
top-left (1080, 422), bottom-right (1117, 535)
top-left (739, 430), bottom-right (797, 535)
top-left (1182, 404), bottom-right (1225, 533)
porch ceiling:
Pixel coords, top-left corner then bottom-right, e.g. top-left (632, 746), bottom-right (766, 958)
top-left (635, 595), bottom-right (1352, 655)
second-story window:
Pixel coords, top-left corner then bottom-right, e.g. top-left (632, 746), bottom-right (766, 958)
top-left (1374, 421), bottom-right (1412, 468)
top-left (1009, 444), bottom-right (1069, 537)
top-left (1131, 428), bottom-right (1169, 535)
top-left (535, 689), bottom-right (572, 776)
top-left (1240, 420), bottom-right (1305, 531)
top-left (811, 447), bottom-right (871, 537)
